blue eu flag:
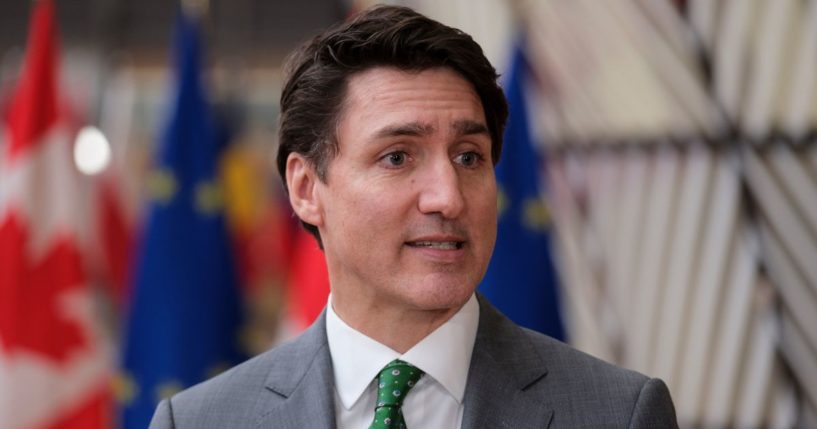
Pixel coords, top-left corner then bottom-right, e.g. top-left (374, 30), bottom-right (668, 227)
top-left (122, 10), bottom-right (244, 428)
top-left (479, 42), bottom-right (566, 340)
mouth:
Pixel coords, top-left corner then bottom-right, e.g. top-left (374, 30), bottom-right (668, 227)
top-left (406, 240), bottom-right (465, 250)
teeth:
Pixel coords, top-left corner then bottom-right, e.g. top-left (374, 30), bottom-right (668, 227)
top-left (411, 241), bottom-right (460, 249)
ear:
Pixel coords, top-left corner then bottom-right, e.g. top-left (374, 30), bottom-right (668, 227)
top-left (286, 153), bottom-right (324, 227)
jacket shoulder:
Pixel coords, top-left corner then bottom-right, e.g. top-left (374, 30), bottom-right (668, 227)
top-left (150, 322), bottom-right (330, 429)
top-left (523, 327), bottom-right (647, 386)
top-left (521, 328), bottom-right (677, 428)
top-left (150, 348), bottom-right (281, 429)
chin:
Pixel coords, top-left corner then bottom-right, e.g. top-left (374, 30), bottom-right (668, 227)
top-left (402, 274), bottom-right (477, 311)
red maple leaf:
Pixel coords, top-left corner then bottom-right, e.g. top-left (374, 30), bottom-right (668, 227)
top-left (0, 213), bottom-right (89, 362)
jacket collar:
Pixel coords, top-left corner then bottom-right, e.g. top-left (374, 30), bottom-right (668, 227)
top-left (460, 295), bottom-right (554, 428)
top-left (256, 311), bottom-right (336, 428)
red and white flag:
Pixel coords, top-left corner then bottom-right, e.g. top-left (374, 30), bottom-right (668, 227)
top-left (274, 218), bottom-right (330, 343)
top-left (287, 226), bottom-right (330, 330)
top-left (0, 1), bottom-right (113, 428)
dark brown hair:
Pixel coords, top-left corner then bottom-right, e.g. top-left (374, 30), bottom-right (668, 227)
top-left (277, 5), bottom-right (508, 243)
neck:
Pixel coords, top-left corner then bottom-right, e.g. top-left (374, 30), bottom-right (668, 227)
top-left (330, 291), bottom-right (464, 353)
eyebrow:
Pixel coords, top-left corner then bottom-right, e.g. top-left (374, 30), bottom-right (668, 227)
top-left (451, 119), bottom-right (489, 136)
top-left (373, 122), bottom-right (435, 139)
top-left (372, 120), bottom-right (489, 139)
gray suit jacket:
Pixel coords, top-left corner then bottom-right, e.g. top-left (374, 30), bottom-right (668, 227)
top-left (150, 296), bottom-right (677, 428)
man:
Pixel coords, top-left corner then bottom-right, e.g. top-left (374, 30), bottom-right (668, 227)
top-left (150, 5), bottom-right (677, 428)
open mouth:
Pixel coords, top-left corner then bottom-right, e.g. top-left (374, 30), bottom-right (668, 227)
top-left (406, 241), bottom-right (464, 250)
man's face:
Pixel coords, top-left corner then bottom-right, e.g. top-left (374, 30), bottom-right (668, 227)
top-left (309, 67), bottom-right (497, 313)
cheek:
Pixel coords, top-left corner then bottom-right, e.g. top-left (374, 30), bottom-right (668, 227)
top-left (470, 177), bottom-right (497, 219)
top-left (332, 184), bottom-right (403, 236)
top-left (468, 180), bottom-right (498, 247)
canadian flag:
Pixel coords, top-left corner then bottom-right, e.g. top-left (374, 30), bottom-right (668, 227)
top-left (0, 1), bottom-right (113, 428)
top-left (275, 223), bottom-right (330, 343)
top-left (287, 226), bottom-right (330, 330)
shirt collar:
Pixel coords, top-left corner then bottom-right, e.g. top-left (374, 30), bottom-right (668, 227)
top-left (326, 293), bottom-right (480, 410)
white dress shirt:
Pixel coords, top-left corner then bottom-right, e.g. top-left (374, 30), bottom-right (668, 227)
top-left (326, 294), bottom-right (480, 429)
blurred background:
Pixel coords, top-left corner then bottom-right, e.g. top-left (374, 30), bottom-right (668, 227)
top-left (0, 0), bottom-right (815, 428)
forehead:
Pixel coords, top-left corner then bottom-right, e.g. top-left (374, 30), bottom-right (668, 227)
top-left (337, 67), bottom-right (486, 139)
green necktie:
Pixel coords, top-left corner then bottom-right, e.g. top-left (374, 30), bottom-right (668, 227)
top-left (369, 359), bottom-right (424, 429)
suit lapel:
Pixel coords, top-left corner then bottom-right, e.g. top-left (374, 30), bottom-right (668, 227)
top-left (255, 312), bottom-right (336, 429)
top-left (461, 296), bottom-right (554, 429)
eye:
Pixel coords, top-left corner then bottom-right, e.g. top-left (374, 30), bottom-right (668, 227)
top-left (381, 151), bottom-right (408, 167)
top-left (455, 151), bottom-right (483, 167)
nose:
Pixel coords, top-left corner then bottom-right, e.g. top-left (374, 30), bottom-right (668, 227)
top-left (416, 160), bottom-right (465, 219)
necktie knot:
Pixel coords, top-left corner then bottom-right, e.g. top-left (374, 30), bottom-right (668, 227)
top-left (370, 359), bottom-right (424, 428)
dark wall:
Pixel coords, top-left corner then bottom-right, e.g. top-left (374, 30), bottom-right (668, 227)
top-left (0, 0), bottom-right (347, 65)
